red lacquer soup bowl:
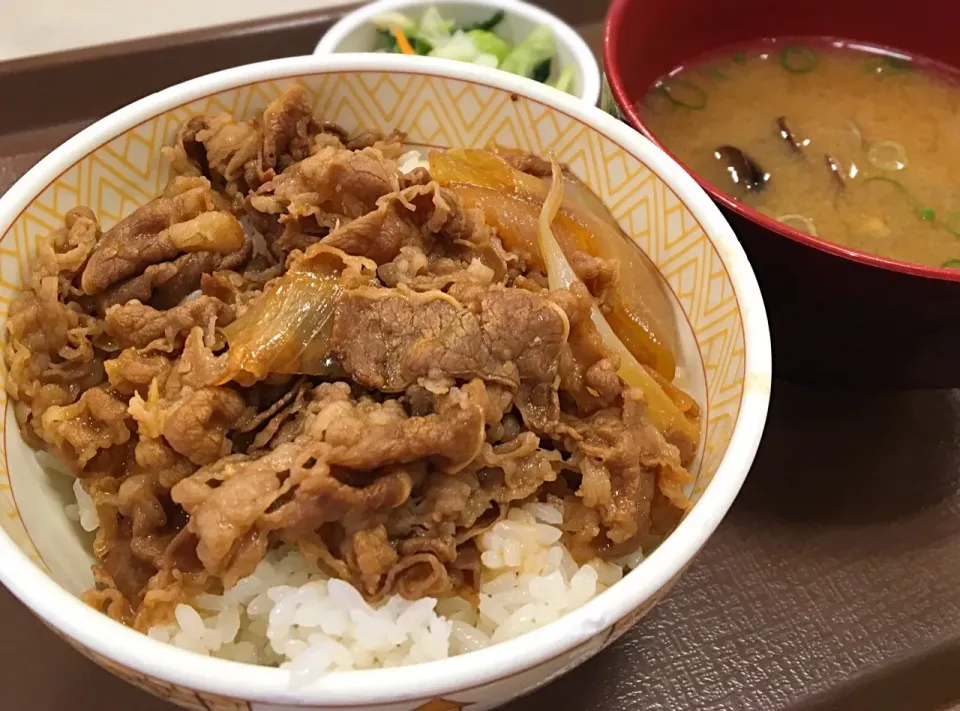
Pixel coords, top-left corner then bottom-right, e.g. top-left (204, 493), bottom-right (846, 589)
top-left (603, 0), bottom-right (960, 388)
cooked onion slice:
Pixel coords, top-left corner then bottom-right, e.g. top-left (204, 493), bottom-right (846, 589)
top-left (432, 148), bottom-right (679, 380)
top-left (867, 140), bottom-right (908, 171)
top-left (538, 158), bottom-right (699, 445)
top-left (776, 213), bottom-right (818, 236)
top-left (218, 246), bottom-right (374, 385)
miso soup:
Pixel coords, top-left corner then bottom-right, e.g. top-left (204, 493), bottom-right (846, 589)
top-left (638, 40), bottom-right (960, 270)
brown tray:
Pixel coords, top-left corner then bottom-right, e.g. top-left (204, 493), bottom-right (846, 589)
top-left (2, 7), bottom-right (960, 711)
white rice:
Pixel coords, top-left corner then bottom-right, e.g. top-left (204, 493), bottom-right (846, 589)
top-left (102, 500), bottom-right (644, 683)
top-left (397, 149), bottom-right (428, 173)
top-left (70, 478), bottom-right (100, 532)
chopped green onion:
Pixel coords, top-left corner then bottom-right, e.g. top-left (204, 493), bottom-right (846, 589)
top-left (698, 66), bottom-right (729, 81)
top-left (732, 52), bottom-right (747, 64)
top-left (862, 177), bottom-right (941, 225)
top-left (659, 79), bottom-right (708, 110)
top-left (780, 46), bottom-right (818, 73)
top-left (861, 175), bottom-right (915, 211)
top-left (866, 55), bottom-right (913, 76)
top-left (532, 58), bottom-right (552, 83)
top-left (638, 88), bottom-right (677, 116)
top-left (456, 9), bottom-right (506, 32)
top-left (941, 259), bottom-right (960, 269)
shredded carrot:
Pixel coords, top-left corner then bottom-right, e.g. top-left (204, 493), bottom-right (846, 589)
top-left (391, 26), bottom-right (416, 55)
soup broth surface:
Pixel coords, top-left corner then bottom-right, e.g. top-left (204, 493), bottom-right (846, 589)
top-left (639, 40), bottom-right (960, 269)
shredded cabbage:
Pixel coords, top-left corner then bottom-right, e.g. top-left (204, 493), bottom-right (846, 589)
top-left (365, 7), bottom-right (572, 91)
top-left (370, 11), bottom-right (416, 32)
top-left (429, 31), bottom-right (482, 62)
top-left (467, 30), bottom-right (510, 63)
top-left (417, 6), bottom-right (455, 45)
top-left (551, 65), bottom-right (575, 93)
top-left (473, 53), bottom-right (500, 68)
top-left (499, 26), bottom-right (555, 78)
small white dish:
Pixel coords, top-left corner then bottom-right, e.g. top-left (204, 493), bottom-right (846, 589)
top-left (314, 0), bottom-right (602, 105)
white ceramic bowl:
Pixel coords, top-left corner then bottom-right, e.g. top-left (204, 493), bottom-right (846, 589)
top-left (0, 54), bottom-right (770, 711)
top-left (314, 0), bottom-right (602, 105)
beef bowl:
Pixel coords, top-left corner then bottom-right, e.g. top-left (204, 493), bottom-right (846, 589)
top-left (603, 0), bottom-right (960, 387)
top-left (0, 55), bottom-right (770, 711)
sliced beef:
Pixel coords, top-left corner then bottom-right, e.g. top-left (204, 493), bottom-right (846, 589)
top-left (117, 471), bottom-right (168, 539)
top-left (165, 85), bottom-right (316, 194)
top-left (204, 117), bottom-right (261, 183)
top-left (344, 526), bottom-right (400, 594)
top-left (104, 349), bottom-right (172, 396)
top-left (35, 206), bottom-right (100, 279)
top-left (5, 283), bottom-right (99, 439)
top-left (102, 530), bottom-right (157, 608)
top-left (80, 177), bottom-right (243, 295)
top-left (170, 381), bottom-right (488, 584)
top-left (321, 194), bottom-right (427, 264)
top-left (321, 182), bottom-right (509, 284)
top-left (401, 166), bottom-right (432, 188)
top-left (104, 295), bottom-right (234, 350)
top-left (559, 389), bottom-right (689, 548)
top-left (247, 381), bottom-right (312, 451)
top-left (331, 285), bottom-right (569, 392)
top-left (171, 450), bottom-right (293, 573)
top-left (171, 445), bottom-right (412, 575)
top-left (249, 145), bottom-right (400, 220)
top-left (345, 128), bottom-right (404, 154)
top-left (96, 237), bottom-right (252, 312)
top-left (493, 147), bottom-right (555, 177)
top-left (311, 383), bottom-right (486, 473)
top-left (569, 250), bottom-right (619, 311)
top-left (134, 437), bottom-right (197, 489)
top-left (163, 387), bottom-right (246, 465)
top-left (492, 146), bottom-right (582, 185)
top-left (260, 83), bottom-right (317, 176)
top-left (40, 386), bottom-right (131, 468)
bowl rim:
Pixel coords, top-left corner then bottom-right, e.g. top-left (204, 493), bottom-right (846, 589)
top-left (313, 0), bottom-right (603, 106)
top-left (0, 54), bottom-right (771, 705)
top-left (602, 0), bottom-right (960, 284)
